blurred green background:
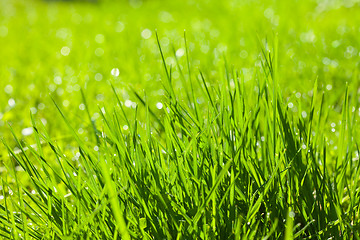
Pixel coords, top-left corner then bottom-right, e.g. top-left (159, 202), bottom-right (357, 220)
top-left (0, 0), bottom-right (359, 144)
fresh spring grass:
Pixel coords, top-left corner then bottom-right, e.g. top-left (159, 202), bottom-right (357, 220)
top-left (1, 0), bottom-right (360, 239)
top-left (1, 32), bottom-right (360, 239)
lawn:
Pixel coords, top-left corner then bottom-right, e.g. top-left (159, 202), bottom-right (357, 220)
top-left (1, 0), bottom-right (360, 239)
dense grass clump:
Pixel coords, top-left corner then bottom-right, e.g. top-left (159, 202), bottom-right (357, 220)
top-left (1, 1), bottom-right (360, 239)
top-left (1, 34), bottom-right (360, 239)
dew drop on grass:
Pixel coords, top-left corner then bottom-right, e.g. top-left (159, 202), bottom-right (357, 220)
top-left (165, 57), bottom-right (175, 65)
top-left (4, 84), bottom-right (13, 94)
top-left (95, 48), bottom-right (104, 56)
top-left (74, 84), bottom-right (81, 91)
top-left (96, 94), bottom-right (104, 101)
top-left (66, 85), bottom-right (73, 93)
top-left (30, 107), bottom-right (37, 114)
top-left (91, 112), bottom-right (100, 120)
top-left (41, 118), bottom-right (47, 125)
top-left (95, 34), bottom-right (105, 44)
top-left (38, 103), bottom-right (45, 110)
top-left (56, 28), bottom-right (71, 40)
top-left (196, 98), bottom-right (203, 104)
top-left (54, 76), bottom-right (62, 85)
top-left (8, 98), bottom-right (15, 107)
top-left (332, 40), bottom-right (341, 48)
top-left (176, 48), bottom-right (185, 57)
top-left (21, 127), bottom-right (33, 136)
top-left (95, 73), bottom-right (103, 81)
top-left (200, 44), bottom-right (210, 53)
top-left (159, 11), bottom-right (173, 23)
top-left (301, 111), bottom-right (307, 118)
top-left (15, 166), bottom-right (23, 172)
top-left (240, 50), bottom-right (248, 58)
top-left (94, 146), bottom-right (99, 151)
top-left (61, 46), bottom-right (70, 56)
top-left (173, 71), bottom-right (180, 79)
top-left (300, 30), bottom-right (316, 43)
top-left (125, 100), bottom-right (132, 107)
top-left (79, 103), bottom-right (85, 110)
top-left (63, 100), bottom-right (70, 107)
top-left (0, 195), bottom-right (4, 200)
top-left (288, 102), bottom-right (294, 108)
top-left (156, 102), bottom-right (163, 109)
top-left (49, 84), bottom-right (56, 92)
top-left (230, 79), bottom-right (235, 89)
top-left (344, 46), bottom-right (357, 59)
top-left (123, 125), bottom-right (129, 130)
top-left (78, 128), bottom-right (84, 134)
top-left (264, 8), bottom-right (274, 19)
top-left (111, 68), bottom-right (120, 77)
top-left (115, 21), bottom-right (125, 32)
top-left (141, 29), bottom-right (152, 39)
top-left (57, 88), bottom-right (64, 96)
top-left (326, 84), bottom-right (333, 90)
top-left (161, 37), bottom-right (169, 47)
top-left (322, 57), bottom-right (331, 65)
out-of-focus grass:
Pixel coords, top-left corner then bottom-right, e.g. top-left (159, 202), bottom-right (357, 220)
top-left (0, 0), bottom-right (359, 142)
top-left (1, 0), bottom-right (360, 239)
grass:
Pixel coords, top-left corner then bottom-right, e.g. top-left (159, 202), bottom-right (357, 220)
top-left (1, 0), bottom-right (360, 239)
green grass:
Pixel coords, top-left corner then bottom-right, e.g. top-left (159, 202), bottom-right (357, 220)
top-left (1, 0), bottom-right (360, 239)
